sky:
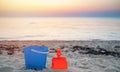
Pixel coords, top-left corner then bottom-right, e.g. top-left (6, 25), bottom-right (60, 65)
top-left (0, 0), bottom-right (120, 17)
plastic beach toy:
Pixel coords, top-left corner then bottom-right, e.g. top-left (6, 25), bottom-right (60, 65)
top-left (52, 48), bottom-right (68, 69)
top-left (24, 46), bottom-right (48, 70)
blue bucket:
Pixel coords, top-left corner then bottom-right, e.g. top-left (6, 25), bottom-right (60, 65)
top-left (24, 46), bottom-right (48, 70)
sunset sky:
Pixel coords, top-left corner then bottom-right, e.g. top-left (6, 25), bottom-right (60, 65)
top-left (0, 0), bottom-right (120, 17)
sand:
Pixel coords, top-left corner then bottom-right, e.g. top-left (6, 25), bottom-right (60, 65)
top-left (0, 40), bottom-right (120, 72)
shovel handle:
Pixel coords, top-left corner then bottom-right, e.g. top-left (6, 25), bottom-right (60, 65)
top-left (56, 48), bottom-right (61, 57)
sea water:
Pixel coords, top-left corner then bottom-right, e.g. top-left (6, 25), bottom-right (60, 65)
top-left (0, 17), bottom-right (120, 40)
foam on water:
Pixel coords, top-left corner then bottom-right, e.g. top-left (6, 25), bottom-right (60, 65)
top-left (0, 17), bottom-right (120, 40)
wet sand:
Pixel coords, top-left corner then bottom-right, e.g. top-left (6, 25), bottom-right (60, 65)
top-left (0, 40), bottom-right (120, 52)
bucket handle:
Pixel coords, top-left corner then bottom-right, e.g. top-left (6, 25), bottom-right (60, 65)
top-left (31, 49), bottom-right (48, 54)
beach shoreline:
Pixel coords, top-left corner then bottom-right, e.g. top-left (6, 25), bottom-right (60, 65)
top-left (0, 40), bottom-right (120, 56)
top-left (0, 40), bottom-right (120, 50)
